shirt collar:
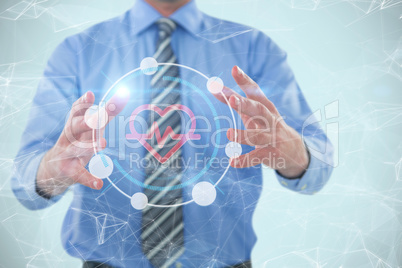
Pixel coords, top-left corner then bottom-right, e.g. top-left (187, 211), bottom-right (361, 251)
top-left (129, 0), bottom-right (203, 36)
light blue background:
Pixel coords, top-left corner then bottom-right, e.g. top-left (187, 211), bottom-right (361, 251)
top-left (0, 0), bottom-right (401, 267)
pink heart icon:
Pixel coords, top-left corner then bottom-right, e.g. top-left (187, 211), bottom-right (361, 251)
top-left (126, 104), bottom-right (201, 163)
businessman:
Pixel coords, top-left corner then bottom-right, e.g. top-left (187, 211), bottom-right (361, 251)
top-left (11, 0), bottom-right (334, 267)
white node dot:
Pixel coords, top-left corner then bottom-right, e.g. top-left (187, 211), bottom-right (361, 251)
top-left (192, 181), bottom-right (216, 206)
top-left (140, 57), bottom-right (158, 75)
top-left (131, 193), bottom-right (148, 210)
top-left (85, 105), bottom-right (108, 129)
top-left (207, 77), bottom-right (224, 94)
top-left (88, 154), bottom-right (114, 179)
top-left (225, 142), bottom-right (242, 158)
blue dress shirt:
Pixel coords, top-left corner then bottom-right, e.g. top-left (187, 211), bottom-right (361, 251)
top-left (11, 0), bottom-right (334, 267)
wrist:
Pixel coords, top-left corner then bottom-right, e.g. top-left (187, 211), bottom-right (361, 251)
top-left (277, 139), bottom-right (310, 179)
top-left (36, 148), bottom-right (71, 198)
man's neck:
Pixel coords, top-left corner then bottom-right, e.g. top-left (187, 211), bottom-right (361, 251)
top-left (144, 0), bottom-right (190, 17)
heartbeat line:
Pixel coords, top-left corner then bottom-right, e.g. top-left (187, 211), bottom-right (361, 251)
top-left (125, 104), bottom-right (201, 163)
top-left (143, 122), bottom-right (189, 148)
top-left (126, 120), bottom-right (201, 148)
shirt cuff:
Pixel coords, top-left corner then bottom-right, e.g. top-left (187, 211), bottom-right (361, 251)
top-left (275, 146), bottom-right (330, 195)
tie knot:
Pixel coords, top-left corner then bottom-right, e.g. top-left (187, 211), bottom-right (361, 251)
top-left (156, 18), bottom-right (176, 37)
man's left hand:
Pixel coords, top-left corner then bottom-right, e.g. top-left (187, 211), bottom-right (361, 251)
top-left (213, 66), bottom-right (309, 178)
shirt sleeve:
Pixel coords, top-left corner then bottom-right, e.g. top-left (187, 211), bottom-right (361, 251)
top-left (10, 37), bottom-right (80, 210)
top-left (247, 31), bottom-right (334, 195)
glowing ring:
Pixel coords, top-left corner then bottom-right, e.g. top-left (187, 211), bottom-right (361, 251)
top-left (91, 60), bottom-right (238, 208)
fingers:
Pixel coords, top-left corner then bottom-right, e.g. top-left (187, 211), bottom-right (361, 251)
top-left (71, 91), bottom-right (95, 117)
top-left (232, 66), bottom-right (263, 100)
top-left (212, 86), bottom-right (260, 128)
top-left (232, 66), bottom-right (279, 116)
top-left (72, 86), bottom-right (129, 137)
top-left (74, 88), bottom-right (130, 150)
top-left (62, 92), bottom-right (95, 145)
top-left (70, 115), bottom-right (92, 137)
top-left (227, 128), bottom-right (271, 146)
top-left (239, 114), bottom-right (259, 129)
top-left (95, 137), bottom-right (107, 152)
top-left (229, 149), bottom-right (262, 168)
top-left (212, 85), bottom-right (242, 105)
top-left (63, 88), bottom-right (130, 146)
top-left (72, 165), bottom-right (103, 190)
top-left (212, 66), bottom-right (281, 128)
top-left (68, 137), bottom-right (106, 158)
top-left (230, 147), bottom-right (275, 169)
top-left (105, 88), bottom-right (130, 120)
top-left (229, 94), bottom-right (273, 125)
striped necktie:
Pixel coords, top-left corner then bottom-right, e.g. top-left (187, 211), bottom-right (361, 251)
top-left (141, 18), bottom-right (185, 268)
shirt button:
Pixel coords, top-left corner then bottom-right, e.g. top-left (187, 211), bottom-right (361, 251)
top-left (175, 262), bottom-right (182, 268)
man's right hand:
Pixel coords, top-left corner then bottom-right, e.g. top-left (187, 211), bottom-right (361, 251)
top-left (36, 90), bottom-right (129, 198)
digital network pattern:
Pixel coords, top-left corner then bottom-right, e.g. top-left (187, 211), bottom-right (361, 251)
top-left (0, 0), bottom-right (401, 267)
top-left (86, 57), bottom-right (241, 210)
